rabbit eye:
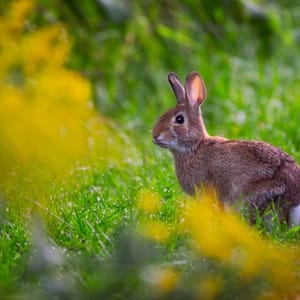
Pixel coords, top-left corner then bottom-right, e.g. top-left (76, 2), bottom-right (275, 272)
top-left (175, 114), bottom-right (184, 124)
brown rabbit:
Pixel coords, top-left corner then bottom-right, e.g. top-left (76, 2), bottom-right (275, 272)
top-left (152, 71), bottom-right (300, 223)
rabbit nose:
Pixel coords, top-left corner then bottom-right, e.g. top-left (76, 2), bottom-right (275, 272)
top-left (152, 132), bottom-right (163, 144)
top-left (152, 133), bottom-right (160, 144)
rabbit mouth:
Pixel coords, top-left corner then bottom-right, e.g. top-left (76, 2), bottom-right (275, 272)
top-left (152, 137), bottom-right (169, 147)
top-left (152, 136), bottom-right (174, 148)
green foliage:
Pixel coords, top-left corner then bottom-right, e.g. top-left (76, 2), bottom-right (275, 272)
top-left (26, 0), bottom-right (300, 131)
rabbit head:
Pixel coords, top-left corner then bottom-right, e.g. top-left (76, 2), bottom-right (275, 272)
top-left (152, 71), bottom-right (208, 153)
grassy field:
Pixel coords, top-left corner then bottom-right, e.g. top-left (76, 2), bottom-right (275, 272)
top-left (1, 1), bottom-right (300, 299)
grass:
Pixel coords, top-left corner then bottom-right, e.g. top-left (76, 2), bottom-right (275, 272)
top-left (1, 1), bottom-right (300, 298)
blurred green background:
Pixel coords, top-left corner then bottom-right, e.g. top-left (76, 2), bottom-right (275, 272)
top-left (24, 0), bottom-right (300, 141)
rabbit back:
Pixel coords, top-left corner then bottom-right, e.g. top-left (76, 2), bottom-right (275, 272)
top-left (174, 138), bottom-right (300, 215)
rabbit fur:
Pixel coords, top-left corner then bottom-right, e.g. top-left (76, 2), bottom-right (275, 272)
top-left (152, 71), bottom-right (300, 223)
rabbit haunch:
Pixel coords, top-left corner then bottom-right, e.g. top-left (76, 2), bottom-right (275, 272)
top-left (152, 71), bottom-right (300, 223)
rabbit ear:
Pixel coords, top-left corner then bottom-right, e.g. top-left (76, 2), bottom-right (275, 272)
top-left (185, 71), bottom-right (206, 108)
top-left (168, 72), bottom-right (186, 103)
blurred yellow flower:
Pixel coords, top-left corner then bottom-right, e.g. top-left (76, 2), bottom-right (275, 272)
top-left (0, 0), bottom-right (140, 202)
top-left (198, 277), bottom-right (223, 300)
top-left (154, 267), bottom-right (179, 293)
top-left (137, 190), bottom-right (161, 213)
top-left (0, 0), bottom-right (34, 37)
top-left (139, 221), bottom-right (170, 243)
top-left (182, 188), bottom-right (300, 296)
top-left (0, 1), bottom-right (89, 175)
top-left (143, 266), bottom-right (179, 294)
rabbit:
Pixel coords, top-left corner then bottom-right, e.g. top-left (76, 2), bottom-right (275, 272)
top-left (152, 71), bottom-right (300, 224)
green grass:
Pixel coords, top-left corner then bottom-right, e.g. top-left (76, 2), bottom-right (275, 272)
top-left (1, 1), bottom-right (300, 298)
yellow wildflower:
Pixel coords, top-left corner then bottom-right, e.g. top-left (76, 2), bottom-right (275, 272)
top-left (0, 0), bottom-right (35, 36)
top-left (143, 266), bottom-right (179, 294)
top-left (0, 1), bottom-right (140, 203)
top-left (137, 190), bottom-right (161, 213)
top-left (182, 187), bottom-right (300, 296)
top-left (198, 277), bottom-right (223, 300)
top-left (139, 221), bottom-right (170, 242)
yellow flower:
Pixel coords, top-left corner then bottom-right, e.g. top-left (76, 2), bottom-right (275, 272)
top-left (21, 25), bottom-right (70, 75)
top-left (0, 1), bottom-right (140, 203)
top-left (139, 221), bottom-right (170, 242)
top-left (182, 187), bottom-right (300, 296)
top-left (143, 266), bottom-right (179, 294)
top-left (154, 268), bottom-right (179, 293)
top-left (137, 190), bottom-right (161, 213)
top-left (1, 0), bottom-right (35, 36)
top-left (198, 277), bottom-right (223, 300)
